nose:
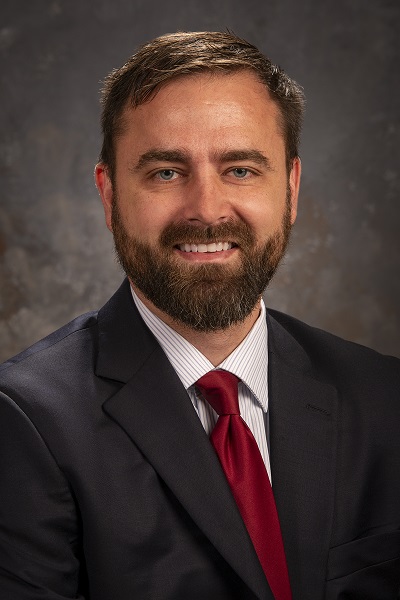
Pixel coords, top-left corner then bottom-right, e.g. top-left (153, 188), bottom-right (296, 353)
top-left (182, 173), bottom-right (231, 226)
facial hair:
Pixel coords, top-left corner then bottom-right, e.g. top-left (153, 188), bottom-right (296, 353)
top-left (111, 194), bottom-right (292, 332)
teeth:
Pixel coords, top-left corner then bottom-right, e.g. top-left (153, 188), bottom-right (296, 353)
top-left (179, 242), bottom-right (233, 253)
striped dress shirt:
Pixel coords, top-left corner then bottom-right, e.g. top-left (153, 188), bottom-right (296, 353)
top-left (131, 288), bottom-right (271, 482)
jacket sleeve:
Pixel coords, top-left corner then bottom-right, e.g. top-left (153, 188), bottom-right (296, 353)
top-left (0, 391), bottom-right (87, 599)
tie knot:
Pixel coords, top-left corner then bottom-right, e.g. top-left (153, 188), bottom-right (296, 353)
top-left (196, 370), bottom-right (240, 416)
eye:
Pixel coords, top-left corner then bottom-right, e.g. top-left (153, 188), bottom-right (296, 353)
top-left (156, 169), bottom-right (178, 181)
top-left (231, 167), bottom-right (251, 178)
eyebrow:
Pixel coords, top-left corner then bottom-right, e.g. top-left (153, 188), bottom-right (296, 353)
top-left (215, 150), bottom-right (273, 170)
top-left (132, 148), bottom-right (273, 171)
top-left (133, 150), bottom-right (188, 171)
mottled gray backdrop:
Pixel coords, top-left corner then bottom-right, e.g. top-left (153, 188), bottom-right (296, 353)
top-left (1, 0), bottom-right (399, 362)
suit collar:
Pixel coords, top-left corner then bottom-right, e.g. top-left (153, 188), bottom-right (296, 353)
top-left (96, 279), bottom-right (158, 383)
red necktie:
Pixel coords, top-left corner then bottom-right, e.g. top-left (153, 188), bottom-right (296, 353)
top-left (196, 370), bottom-right (292, 600)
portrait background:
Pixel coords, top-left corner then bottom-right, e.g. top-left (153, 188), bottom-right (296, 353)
top-left (0, 0), bottom-right (399, 361)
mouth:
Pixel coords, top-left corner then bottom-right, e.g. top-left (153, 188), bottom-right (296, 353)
top-left (176, 242), bottom-right (236, 253)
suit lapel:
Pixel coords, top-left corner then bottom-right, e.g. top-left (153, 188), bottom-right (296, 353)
top-left (96, 281), bottom-right (271, 600)
top-left (267, 312), bottom-right (338, 598)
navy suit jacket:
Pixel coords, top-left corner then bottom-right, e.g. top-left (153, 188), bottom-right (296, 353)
top-left (0, 279), bottom-right (399, 599)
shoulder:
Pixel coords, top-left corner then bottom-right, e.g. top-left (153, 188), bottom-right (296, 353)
top-left (0, 279), bottom-right (145, 402)
top-left (267, 308), bottom-right (400, 390)
top-left (0, 311), bottom-right (99, 389)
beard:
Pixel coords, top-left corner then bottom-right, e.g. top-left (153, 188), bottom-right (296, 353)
top-left (111, 194), bottom-right (292, 332)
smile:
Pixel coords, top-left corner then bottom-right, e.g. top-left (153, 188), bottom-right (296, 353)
top-left (178, 242), bottom-right (234, 253)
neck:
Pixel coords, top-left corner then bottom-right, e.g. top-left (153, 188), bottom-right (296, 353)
top-left (131, 283), bottom-right (261, 366)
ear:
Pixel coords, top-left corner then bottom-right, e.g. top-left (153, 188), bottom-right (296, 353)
top-left (288, 157), bottom-right (301, 225)
top-left (95, 163), bottom-right (114, 232)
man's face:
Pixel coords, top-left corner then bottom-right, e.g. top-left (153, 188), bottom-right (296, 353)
top-left (96, 71), bottom-right (301, 331)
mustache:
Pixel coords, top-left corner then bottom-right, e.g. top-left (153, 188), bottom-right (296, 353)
top-left (159, 219), bottom-right (256, 248)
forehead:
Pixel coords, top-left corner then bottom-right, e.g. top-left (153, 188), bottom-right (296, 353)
top-left (116, 71), bottom-right (284, 154)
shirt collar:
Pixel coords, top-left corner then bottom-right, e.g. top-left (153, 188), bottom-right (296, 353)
top-left (131, 287), bottom-right (268, 411)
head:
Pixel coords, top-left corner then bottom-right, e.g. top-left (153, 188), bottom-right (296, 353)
top-left (99, 31), bottom-right (305, 183)
top-left (96, 33), bottom-right (304, 332)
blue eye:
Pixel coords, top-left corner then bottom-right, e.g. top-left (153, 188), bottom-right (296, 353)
top-left (232, 168), bottom-right (249, 178)
top-left (158, 169), bottom-right (176, 180)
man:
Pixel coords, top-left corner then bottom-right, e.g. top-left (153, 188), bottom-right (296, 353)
top-left (0, 31), bottom-right (399, 600)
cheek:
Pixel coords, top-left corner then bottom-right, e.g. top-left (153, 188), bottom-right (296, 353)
top-left (240, 196), bottom-right (289, 239)
top-left (121, 200), bottom-right (173, 243)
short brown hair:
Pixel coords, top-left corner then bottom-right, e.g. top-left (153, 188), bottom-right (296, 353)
top-left (99, 31), bottom-right (305, 179)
